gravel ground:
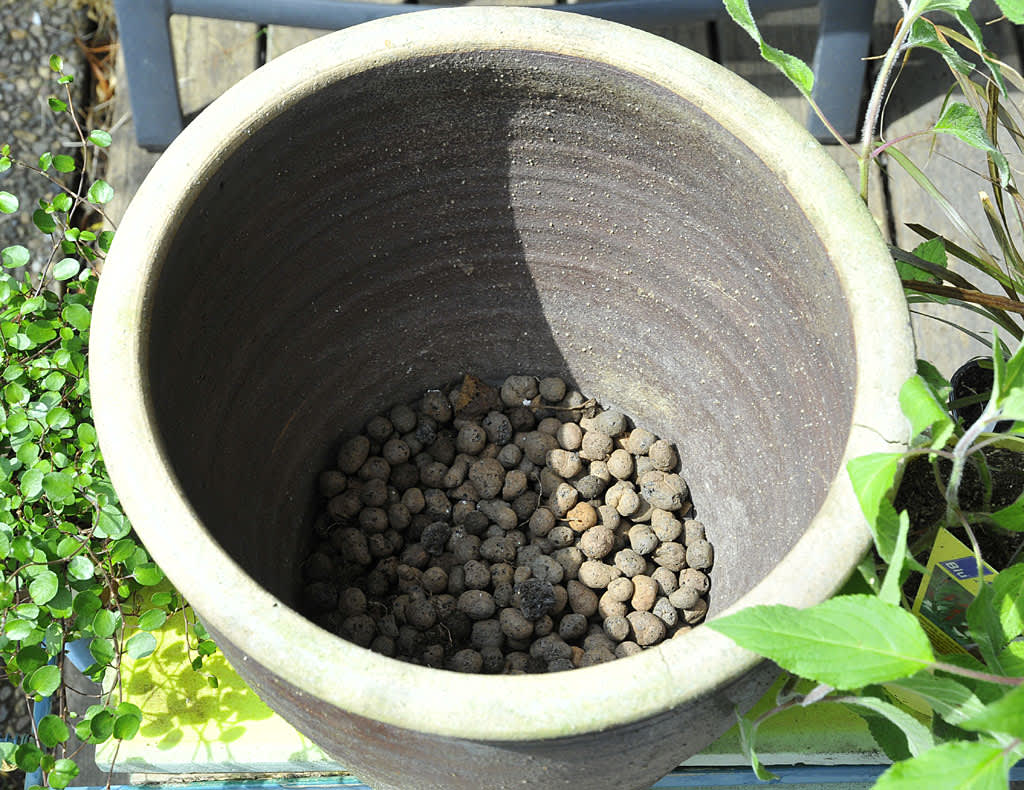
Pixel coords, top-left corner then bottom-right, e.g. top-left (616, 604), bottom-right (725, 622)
top-left (0, 0), bottom-right (92, 274)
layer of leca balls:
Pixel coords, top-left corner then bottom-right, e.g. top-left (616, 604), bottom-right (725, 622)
top-left (302, 374), bottom-right (714, 674)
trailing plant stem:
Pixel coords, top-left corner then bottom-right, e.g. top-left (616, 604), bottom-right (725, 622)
top-left (932, 660), bottom-right (1024, 686)
top-left (945, 407), bottom-right (998, 524)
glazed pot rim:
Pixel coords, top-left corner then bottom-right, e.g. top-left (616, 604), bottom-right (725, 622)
top-left (91, 7), bottom-right (913, 741)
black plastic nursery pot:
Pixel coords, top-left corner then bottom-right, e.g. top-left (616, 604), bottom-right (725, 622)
top-left (91, 9), bottom-right (914, 790)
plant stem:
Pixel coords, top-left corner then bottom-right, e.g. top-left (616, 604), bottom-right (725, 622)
top-left (932, 660), bottom-right (1024, 686)
top-left (945, 406), bottom-right (998, 524)
top-left (859, 16), bottom-right (915, 200)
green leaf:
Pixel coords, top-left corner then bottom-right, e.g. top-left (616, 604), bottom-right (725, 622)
top-left (14, 742), bottom-right (41, 772)
top-left (991, 564), bottom-right (1024, 641)
top-left (722, 0), bottom-right (813, 96)
top-left (0, 192), bottom-right (17, 214)
top-left (934, 102), bottom-right (1010, 187)
top-left (874, 740), bottom-right (1009, 790)
top-left (52, 155), bottom-right (75, 173)
top-left (48, 758), bottom-right (79, 790)
top-left (879, 511), bottom-right (911, 605)
top-left (952, 11), bottom-right (1007, 96)
top-left (967, 582), bottom-right (1005, 673)
top-left (900, 375), bottom-right (955, 449)
top-left (960, 683), bottom-right (1024, 738)
top-left (47, 97), bottom-right (68, 113)
top-left (902, 240), bottom-right (947, 288)
top-left (86, 179), bottom-right (113, 205)
top-left (2, 245), bottom-right (30, 269)
top-left (16, 646), bottom-right (49, 676)
top-left (61, 302), bottom-right (90, 332)
top-left (994, 0), bottom-right (1024, 23)
top-left (909, 0), bottom-right (972, 12)
top-left (38, 152), bottom-right (53, 171)
top-left (887, 673), bottom-right (987, 727)
top-left (27, 664), bottom-right (60, 696)
top-left (134, 562), bottom-right (164, 586)
top-left (737, 711), bottom-right (777, 781)
top-left (113, 712), bottom-right (140, 740)
top-left (37, 714), bottom-right (69, 747)
top-left (847, 452), bottom-right (903, 562)
top-left (88, 130), bottom-right (112, 148)
top-left (52, 193), bottom-right (71, 213)
top-left (42, 471), bottom-right (74, 501)
top-left (28, 570), bottom-right (58, 605)
top-left (88, 637), bottom-right (115, 667)
top-left (67, 555), bottom-right (94, 581)
top-left (91, 610), bottom-right (119, 639)
top-left (843, 695), bottom-right (933, 756)
top-left (32, 209), bottom-right (56, 235)
top-left (125, 631), bottom-right (157, 660)
top-left (53, 258), bottom-right (80, 281)
top-left (77, 422), bottom-right (97, 446)
top-left (992, 329), bottom-right (1024, 421)
top-left (89, 709), bottom-right (114, 741)
top-left (906, 18), bottom-right (974, 77)
top-left (20, 468), bottom-right (44, 499)
top-left (49, 54), bottom-right (63, 72)
top-left (137, 608), bottom-right (167, 631)
top-left (707, 596), bottom-right (935, 688)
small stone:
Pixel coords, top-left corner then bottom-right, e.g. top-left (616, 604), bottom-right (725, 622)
top-left (538, 376), bottom-right (567, 403)
top-left (653, 542), bottom-right (687, 572)
top-left (630, 574), bottom-right (659, 612)
top-left (605, 576), bottom-right (634, 602)
top-left (652, 566), bottom-right (679, 596)
top-left (558, 612), bottom-right (589, 641)
top-left (550, 482), bottom-right (580, 517)
top-left (471, 618), bottom-right (505, 649)
top-left (668, 585), bottom-right (701, 610)
top-left (556, 421), bottom-right (583, 451)
top-left (469, 457), bottom-right (506, 499)
top-left (579, 525), bottom-right (615, 559)
top-left (530, 634), bottom-right (573, 662)
top-left (603, 615), bottom-right (630, 642)
top-left (515, 578), bottom-right (556, 620)
top-left (650, 509), bottom-right (683, 542)
top-left (625, 428), bottom-right (657, 455)
top-left (581, 410), bottom-right (628, 437)
top-left (638, 470), bottom-right (688, 511)
top-left (456, 423), bottom-right (488, 454)
top-left (653, 596), bottom-right (678, 627)
top-left (500, 375), bottom-right (539, 408)
top-left (499, 607), bottom-right (534, 640)
top-left (566, 501), bottom-right (598, 532)
top-left (648, 439), bottom-right (677, 471)
top-left (615, 488), bottom-right (641, 517)
top-left (566, 579), bottom-right (599, 616)
top-left (448, 648), bottom-right (484, 673)
top-left (627, 610), bottom-right (666, 646)
top-left (679, 568), bottom-right (711, 594)
top-left (606, 448), bottom-right (634, 480)
top-left (577, 559), bottom-right (621, 589)
top-left (628, 524), bottom-right (658, 556)
top-left (686, 539), bottom-right (715, 570)
top-left (318, 470), bottom-right (347, 498)
top-left (458, 589), bottom-right (497, 620)
top-left (684, 519), bottom-right (707, 544)
top-left (421, 390), bottom-right (453, 422)
top-left (683, 598), bottom-right (709, 625)
top-left (613, 548), bottom-right (646, 578)
top-left (615, 641), bottom-right (643, 658)
top-left (547, 448), bottom-right (583, 479)
top-left (579, 430), bottom-right (613, 461)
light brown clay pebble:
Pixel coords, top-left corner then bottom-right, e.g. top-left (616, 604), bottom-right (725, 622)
top-left (679, 568), bottom-right (711, 594)
top-left (668, 585), bottom-right (701, 610)
top-left (548, 525), bottom-right (575, 548)
top-left (552, 547), bottom-right (584, 580)
top-left (598, 591), bottom-right (627, 619)
top-left (605, 576), bottom-right (634, 603)
top-left (547, 449), bottom-right (582, 479)
top-left (579, 430), bottom-right (614, 461)
top-left (627, 611), bottom-right (666, 646)
top-left (651, 566), bottom-right (679, 596)
top-left (653, 596), bottom-right (678, 627)
top-left (606, 448), bottom-right (634, 480)
top-left (539, 377), bottom-right (567, 403)
top-left (556, 422), bottom-right (583, 451)
top-left (684, 519), bottom-right (706, 544)
top-left (581, 410), bottom-right (628, 437)
top-left (683, 598), bottom-right (709, 625)
top-left (537, 417), bottom-right (562, 436)
top-left (578, 559), bottom-right (621, 589)
top-left (630, 575), bottom-right (659, 612)
top-left (603, 615), bottom-right (631, 642)
top-left (614, 549), bottom-right (647, 578)
top-left (579, 525), bottom-right (615, 560)
top-left (628, 524), bottom-right (658, 556)
top-left (502, 469), bottom-right (528, 500)
top-left (597, 505), bottom-right (621, 530)
top-left (523, 431), bottom-right (559, 465)
top-left (590, 460), bottom-right (613, 484)
top-left (625, 428), bottom-right (657, 456)
top-left (500, 375), bottom-right (539, 408)
top-left (550, 482), bottom-right (580, 517)
top-left (616, 488), bottom-right (641, 517)
top-left (637, 470), bottom-right (688, 511)
top-left (615, 640), bottom-right (643, 658)
top-left (459, 590), bottom-right (496, 620)
top-left (566, 579), bottom-right (599, 616)
top-left (653, 542), bottom-right (687, 572)
top-left (648, 439), bottom-right (678, 471)
top-left (529, 507), bottom-right (556, 537)
top-left (497, 443), bottom-right (522, 468)
top-left (567, 502), bottom-right (598, 533)
top-left (650, 509), bottom-right (683, 542)
top-left (421, 390), bottom-right (453, 422)
top-left (686, 539), bottom-right (714, 570)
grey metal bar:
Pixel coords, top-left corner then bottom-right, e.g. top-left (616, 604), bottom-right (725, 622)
top-left (807, 0), bottom-right (876, 141)
top-left (113, 0), bottom-right (182, 151)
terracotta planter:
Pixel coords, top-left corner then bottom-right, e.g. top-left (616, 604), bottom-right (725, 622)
top-left (91, 8), bottom-right (914, 789)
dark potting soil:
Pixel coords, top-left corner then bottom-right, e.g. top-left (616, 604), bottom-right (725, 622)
top-left (299, 374), bottom-right (714, 674)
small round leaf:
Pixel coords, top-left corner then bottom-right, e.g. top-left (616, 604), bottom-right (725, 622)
top-left (1, 245), bottom-right (29, 269)
top-left (53, 258), bottom-right (80, 281)
top-left (0, 192), bottom-right (18, 214)
top-left (125, 631), bottom-right (157, 660)
top-left (137, 609), bottom-right (167, 631)
top-left (28, 571), bottom-right (58, 605)
top-left (37, 714), bottom-right (69, 747)
top-left (88, 130), bottom-right (112, 148)
top-left (67, 556), bottom-right (94, 581)
top-left (86, 179), bottom-right (114, 205)
top-left (62, 302), bottom-right (90, 331)
top-left (27, 664), bottom-right (60, 696)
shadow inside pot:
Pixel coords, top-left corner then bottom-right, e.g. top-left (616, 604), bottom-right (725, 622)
top-left (143, 48), bottom-right (856, 633)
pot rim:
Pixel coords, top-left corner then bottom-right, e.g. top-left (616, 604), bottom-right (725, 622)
top-left (91, 6), bottom-right (913, 742)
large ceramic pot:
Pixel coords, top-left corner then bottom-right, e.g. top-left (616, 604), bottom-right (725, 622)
top-left (91, 8), bottom-right (913, 790)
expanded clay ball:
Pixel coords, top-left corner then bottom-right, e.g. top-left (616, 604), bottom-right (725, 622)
top-left (303, 376), bottom-right (714, 673)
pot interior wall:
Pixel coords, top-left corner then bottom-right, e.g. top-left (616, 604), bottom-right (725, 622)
top-left (146, 49), bottom-right (855, 618)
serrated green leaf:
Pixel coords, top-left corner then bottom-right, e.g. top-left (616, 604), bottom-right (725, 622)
top-left (2, 245), bottom-right (30, 269)
top-left (125, 631), bottom-right (157, 660)
top-left (37, 714), bottom-right (69, 747)
top-left (934, 102), bottom-right (1010, 187)
top-left (53, 258), bottom-right (80, 281)
top-left (28, 570), bottom-right (58, 605)
top-left (847, 452), bottom-right (904, 563)
top-left (991, 564), bottom-right (1024, 641)
top-left (86, 179), bottom-right (113, 205)
top-left (874, 740), bottom-right (1008, 790)
top-left (960, 682), bottom-right (1024, 739)
top-left (844, 695), bottom-right (934, 756)
top-left (992, 329), bottom-right (1024, 421)
top-left (722, 0), bottom-right (812, 96)
top-left (52, 155), bottom-right (75, 173)
top-left (906, 18), bottom-right (974, 76)
top-left (27, 664), bottom-right (60, 696)
top-left (707, 596), bottom-right (935, 688)
top-left (994, 0), bottom-right (1024, 23)
top-left (0, 192), bottom-right (17, 214)
top-left (967, 582), bottom-right (1005, 673)
top-left (888, 673), bottom-right (988, 727)
top-left (900, 375), bottom-right (956, 449)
